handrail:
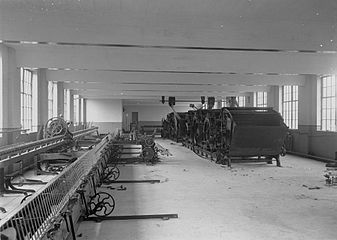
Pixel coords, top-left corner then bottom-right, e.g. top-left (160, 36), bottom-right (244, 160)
top-left (0, 128), bottom-right (29, 134)
top-left (0, 135), bottom-right (111, 239)
top-left (0, 127), bottom-right (99, 168)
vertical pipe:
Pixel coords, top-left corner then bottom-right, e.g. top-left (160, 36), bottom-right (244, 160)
top-left (0, 168), bottom-right (5, 196)
top-left (68, 214), bottom-right (77, 240)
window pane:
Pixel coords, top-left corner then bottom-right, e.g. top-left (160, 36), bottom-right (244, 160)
top-left (282, 85), bottom-right (299, 129)
top-left (320, 75), bottom-right (336, 131)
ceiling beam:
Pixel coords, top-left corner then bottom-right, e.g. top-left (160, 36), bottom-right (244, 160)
top-left (65, 82), bottom-right (269, 92)
top-left (73, 89), bottom-right (261, 97)
top-left (47, 70), bottom-right (306, 86)
top-left (11, 44), bottom-right (337, 74)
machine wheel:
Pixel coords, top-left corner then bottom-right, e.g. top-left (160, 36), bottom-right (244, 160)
top-left (44, 117), bottom-right (68, 138)
top-left (142, 147), bottom-right (155, 162)
top-left (103, 166), bottom-right (120, 181)
top-left (144, 137), bottom-right (155, 147)
top-left (89, 192), bottom-right (116, 217)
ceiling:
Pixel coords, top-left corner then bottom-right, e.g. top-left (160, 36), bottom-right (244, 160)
top-left (1, 0), bottom-right (337, 105)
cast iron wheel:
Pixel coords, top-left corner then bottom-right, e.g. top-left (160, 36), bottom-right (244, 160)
top-left (89, 192), bottom-right (116, 217)
top-left (142, 147), bottom-right (155, 162)
top-left (144, 137), bottom-right (155, 147)
top-left (44, 117), bottom-right (68, 138)
top-left (103, 166), bottom-right (120, 181)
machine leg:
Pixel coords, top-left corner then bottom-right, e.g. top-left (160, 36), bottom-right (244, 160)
top-left (227, 157), bottom-right (232, 168)
top-left (276, 155), bottom-right (281, 167)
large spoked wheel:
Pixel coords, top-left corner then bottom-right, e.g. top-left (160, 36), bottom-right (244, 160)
top-left (103, 166), bottom-right (120, 181)
top-left (144, 137), bottom-right (155, 148)
top-left (89, 192), bottom-right (116, 217)
top-left (142, 147), bottom-right (155, 162)
top-left (44, 117), bottom-right (68, 138)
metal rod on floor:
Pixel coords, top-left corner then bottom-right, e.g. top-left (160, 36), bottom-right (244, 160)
top-left (105, 180), bottom-right (161, 184)
top-left (84, 213), bottom-right (178, 222)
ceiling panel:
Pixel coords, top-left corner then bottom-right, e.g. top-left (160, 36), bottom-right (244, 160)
top-left (11, 44), bottom-right (337, 74)
top-left (1, 0), bottom-right (337, 50)
top-left (1, 0), bottom-right (336, 102)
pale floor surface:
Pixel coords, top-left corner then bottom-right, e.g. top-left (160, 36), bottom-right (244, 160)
top-left (78, 139), bottom-right (337, 240)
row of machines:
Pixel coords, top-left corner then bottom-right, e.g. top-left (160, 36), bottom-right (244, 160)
top-left (0, 121), bottom-right (176, 240)
top-left (162, 106), bottom-right (288, 167)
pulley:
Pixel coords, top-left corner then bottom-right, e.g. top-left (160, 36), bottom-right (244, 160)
top-left (44, 117), bottom-right (68, 138)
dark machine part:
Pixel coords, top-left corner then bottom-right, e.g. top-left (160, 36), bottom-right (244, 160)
top-left (162, 112), bottom-right (188, 142)
top-left (168, 97), bottom-right (175, 107)
top-left (201, 96), bottom-right (205, 104)
top-left (43, 117), bottom-right (70, 139)
top-left (227, 97), bottom-right (239, 107)
top-left (207, 97), bottom-right (215, 109)
top-left (224, 107), bottom-right (287, 166)
top-left (162, 107), bottom-right (288, 167)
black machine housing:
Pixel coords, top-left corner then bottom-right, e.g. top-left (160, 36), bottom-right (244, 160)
top-left (162, 107), bottom-right (288, 167)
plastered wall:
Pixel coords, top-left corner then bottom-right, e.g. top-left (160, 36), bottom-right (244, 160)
top-left (122, 104), bottom-right (190, 131)
top-left (287, 75), bottom-right (337, 159)
top-left (86, 99), bottom-right (122, 134)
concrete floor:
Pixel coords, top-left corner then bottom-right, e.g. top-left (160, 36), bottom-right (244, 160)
top-left (78, 139), bottom-right (337, 240)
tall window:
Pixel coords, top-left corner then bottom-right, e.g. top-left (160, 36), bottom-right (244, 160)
top-left (0, 54), bottom-right (3, 135)
top-left (64, 89), bottom-right (69, 120)
top-left (254, 92), bottom-right (267, 107)
top-left (237, 96), bottom-right (245, 107)
top-left (282, 85), bottom-right (298, 129)
top-left (320, 75), bottom-right (336, 131)
top-left (74, 94), bottom-right (79, 125)
top-left (48, 81), bottom-right (57, 119)
top-left (48, 81), bottom-right (54, 119)
top-left (20, 68), bottom-right (33, 131)
top-left (80, 98), bottom-right (84, 124)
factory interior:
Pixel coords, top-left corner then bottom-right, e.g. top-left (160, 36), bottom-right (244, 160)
top-left (0, 0), bottom-right (337, 239)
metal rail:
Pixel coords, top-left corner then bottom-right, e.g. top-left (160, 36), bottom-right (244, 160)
top-left (0, 127), bottom-right (98, 168)
top-left (0, 133), bottom-right (110, 240)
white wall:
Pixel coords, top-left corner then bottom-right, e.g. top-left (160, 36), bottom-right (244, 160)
top-left (123, 104), bottom-right (190, 131)
top-left (86, 99), bottom-right (122, 134)
top-left (124, 105), bottom-right (189, 121)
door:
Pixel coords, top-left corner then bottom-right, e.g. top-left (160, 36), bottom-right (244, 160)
top-left (132, 112), bottom-right (138, 123)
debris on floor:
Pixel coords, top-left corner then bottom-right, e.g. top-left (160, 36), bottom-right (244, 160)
top-left (302, 184), bottom-right (321, 190)
top-left (324, 168), bottom-right (337, 185)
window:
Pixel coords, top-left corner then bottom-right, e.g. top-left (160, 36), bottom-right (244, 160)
top-left (282, 85), bottom-right (298, 129)
top-left (320, 75), bottom-right (336, 131)
top-left (48, 81), bottom-right (57, 119)
top-left (80, 98), bottom-right (84, 124)
top-left (64, 89), bottom-right (70, 120)
top-left (0, 53), bottom-right (2, 136)
top-left (237, 96), bottom-right (245, 107)
top-left (48, 81), bottom-right (54, 119)
top-left (74, 94), bottom-right (79, 125)
top-left (20, 68), bottom-right (33, 131)
top-left (254, 92), bottom-right (267, 107)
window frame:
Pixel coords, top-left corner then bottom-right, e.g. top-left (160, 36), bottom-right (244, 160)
top-left (48, 81), bottom-right (58, 119)
top-left (64, 89), bottom-right (70, 121)
top-left (254, 92), bottom-right (268, 107)
top-left (20, 68), bottom-right (34, 131)
top-left (237, 96), bottom-right (246, 107)
top-left (48, 81), bottom-right (54, 119)
top-left (73, 94), bottom-right (79, 125)
top-left (281, 85), bottom-right (298, 129)
top-left (319, 75), bottom-right (336, 132)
